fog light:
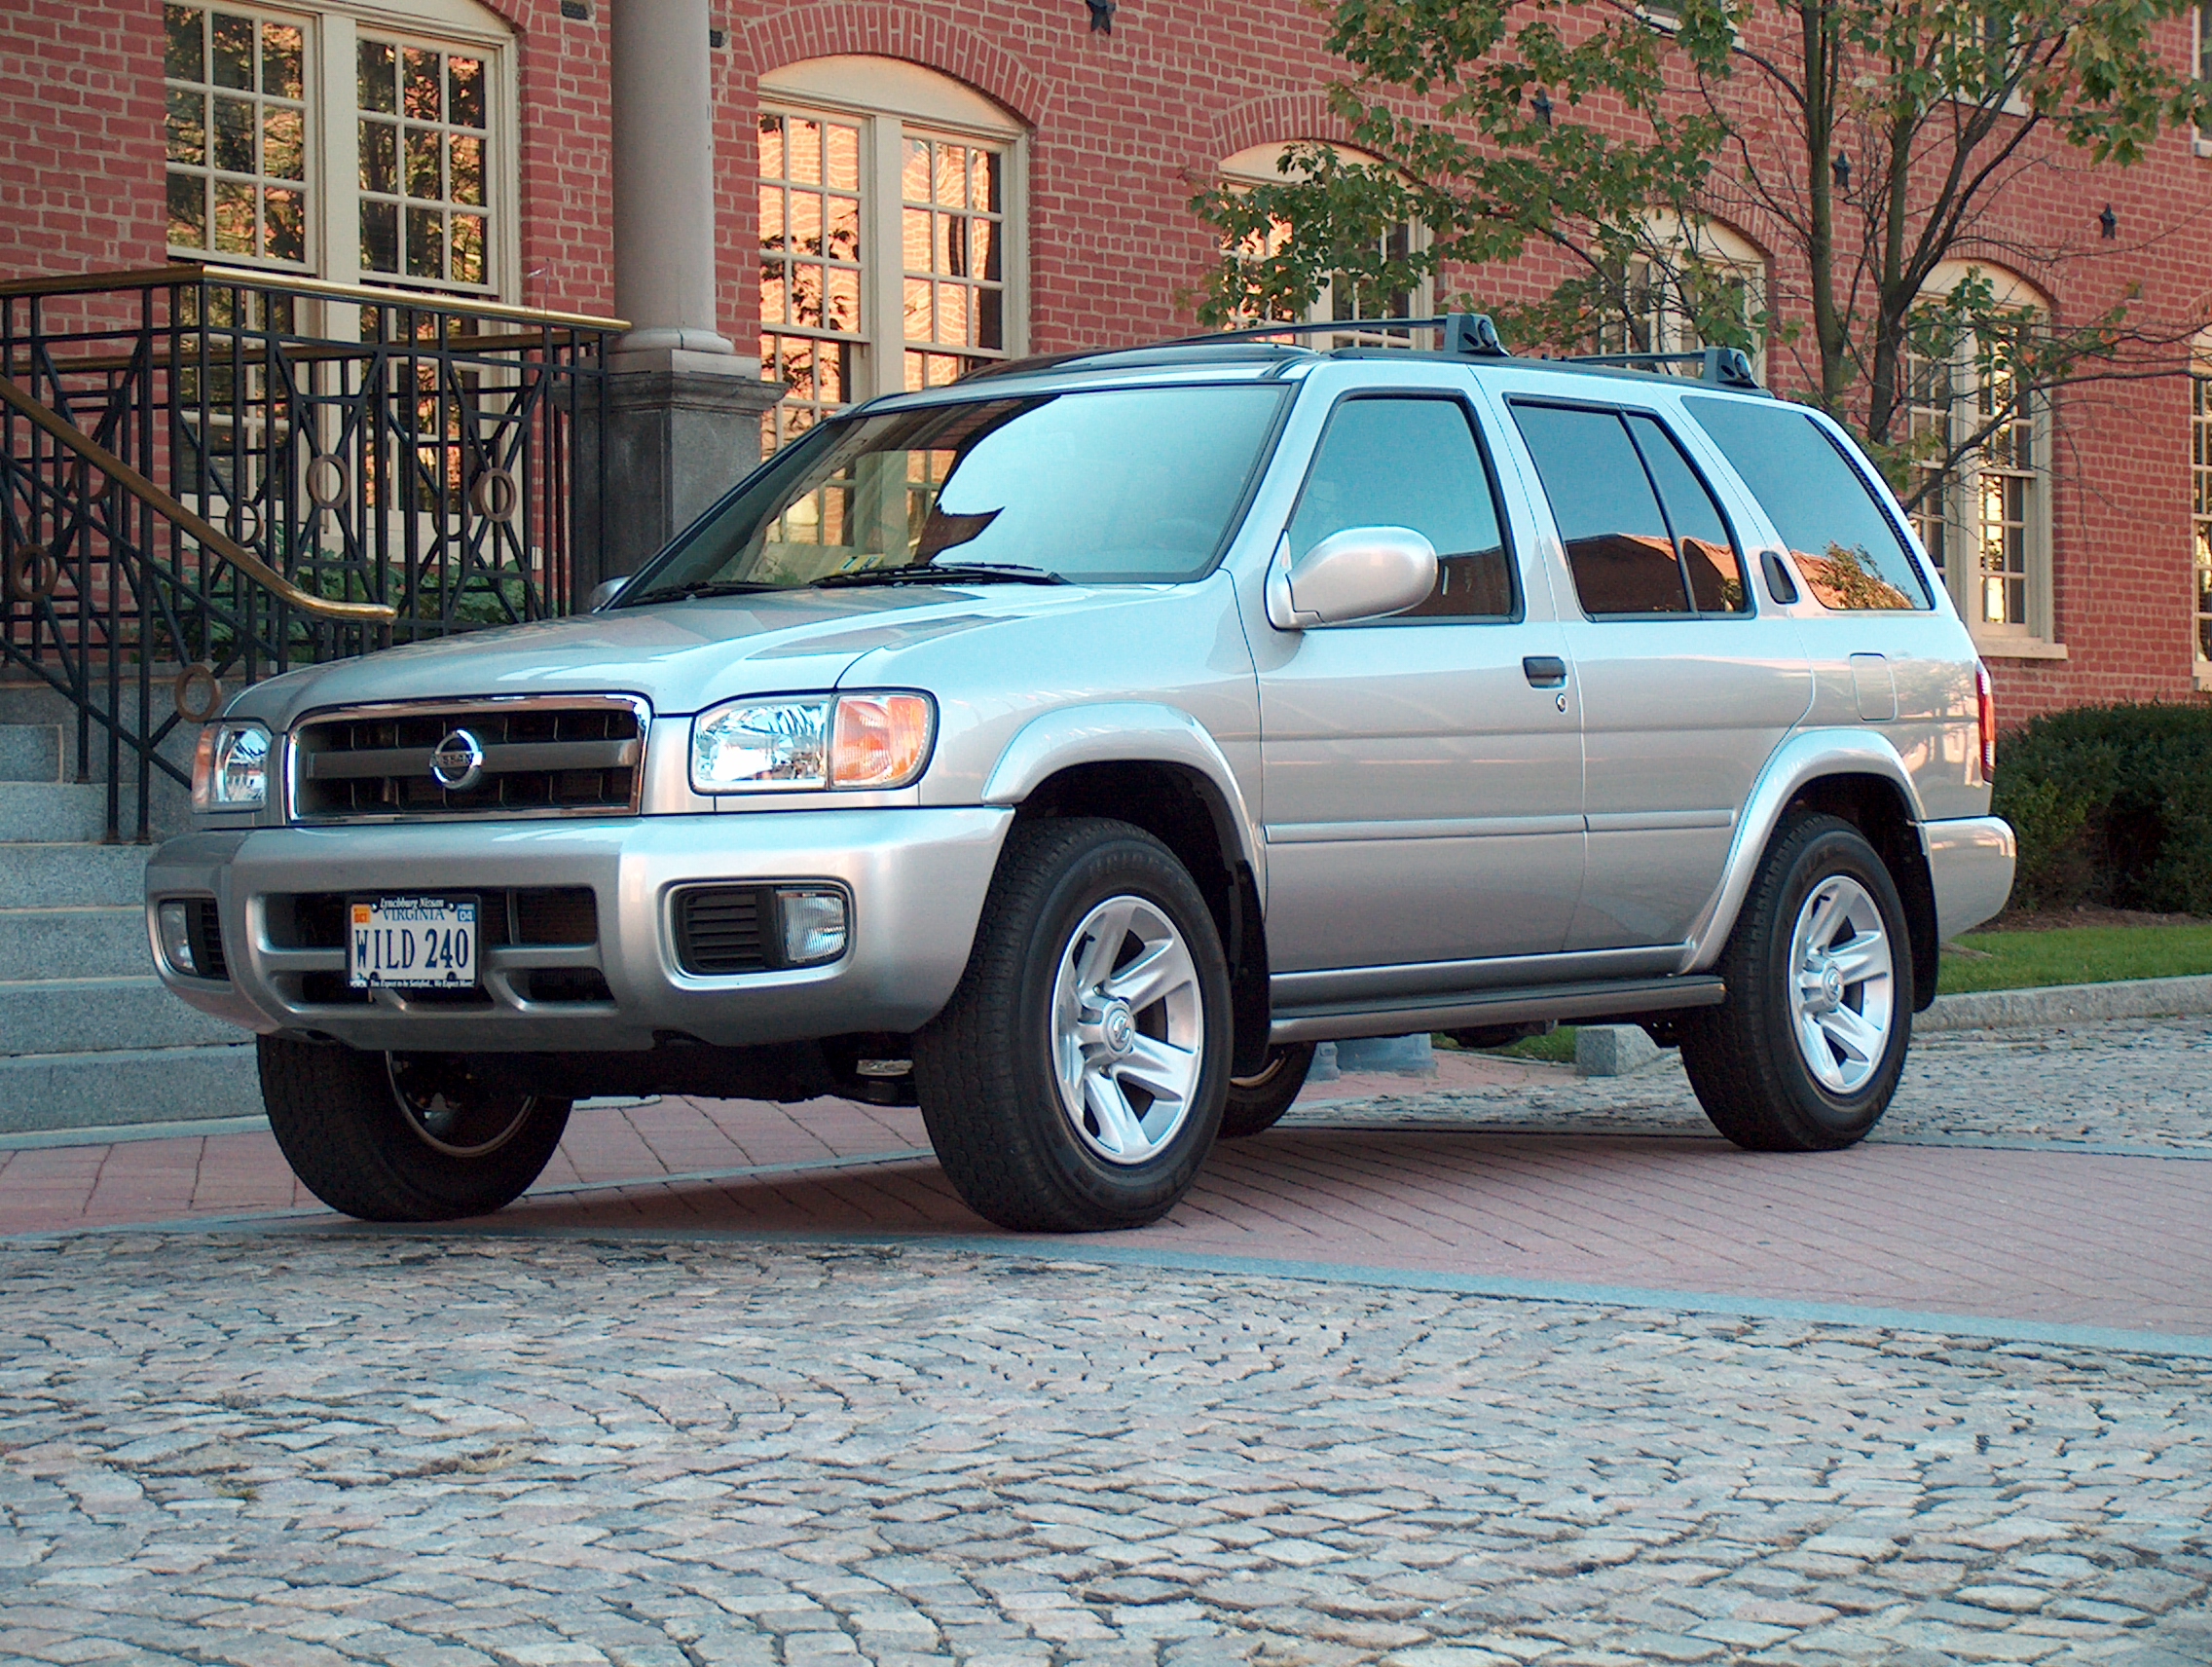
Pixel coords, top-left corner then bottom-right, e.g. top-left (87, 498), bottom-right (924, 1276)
top-left (776, 888), bottom-right (848, 966)
top-left (156, 900), bottom-right (198, 977)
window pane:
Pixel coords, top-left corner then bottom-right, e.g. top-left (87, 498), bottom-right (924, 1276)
top-left (263, 185), bottom-right (303, 260)
top-left (406, 125), bottom-right (440, 198)
top-left (1627, 413), bottom-right (1747, 612)
top-left (636, 386), bottom-right (1291, 595)
top-left (450, 212), bottom-right (485, 284)
top-left (261, 21), bottom-right (302, 98)
top-left (167, 170), bottom-right (207, 246)
top-left (210, 13), bottom-right (252, 89)
top-left (166, 88), bottom-right (206, 165)
top-left (361, 199), bottom-right (398, 272)
top-left (1289, 397), bottom-right (1515, 619)
top-left (166, 5), bottom-right (203, 82)
top-left (1511, 403), bottom-right (1688, 614)
top-left (449, 133), bottom-right (483, 204)
top-left (212, 94), bottom-right (253, 172)
top-left (212, 178), bottom-right (254, 252)
top-left (449, 56), bottom-right (484, 129)
top-left (403, 48), bottom-right (441, 120)
top-left (1685, 397), bottom-right (1931, 611)
top-left (358, 39), bottom-right (395, 113)
top-left (360, 120), bottom-right (395, 193)
top-left (406, 206), bottom-right (444, 278)
top-left (263, 104), bottom-right (304, 179)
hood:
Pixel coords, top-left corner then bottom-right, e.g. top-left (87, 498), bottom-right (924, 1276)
top-left (229, 586), bottom-right (1032, 729)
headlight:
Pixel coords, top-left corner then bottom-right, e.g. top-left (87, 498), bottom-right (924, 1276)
top-left (691, 692), bottom-right (935, 794)
top-left (192, 722), bottom-right (272, 811)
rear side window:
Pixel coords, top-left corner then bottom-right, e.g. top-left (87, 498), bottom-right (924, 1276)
top-left (1287, 396), bottom-right (1517, 620)
top-left (1684, 395), bottom-right (1932, 611)
top-left (1508, 402), bottom-right (1747, 615)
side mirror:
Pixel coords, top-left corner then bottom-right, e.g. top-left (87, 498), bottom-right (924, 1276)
top-left (587, 575), bottom-right (630, 611)
top-left (1266, 527), bottom-right (1438, 629)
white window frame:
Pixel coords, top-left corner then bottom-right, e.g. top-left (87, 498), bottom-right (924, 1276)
top-left (2193, 330), bottom-right (2212, 686)
top-left (1907, 264), bottom-right (2060, 655)
top-left (165, 0), bottom-right (521, 301)
top-left (756, 56), bottom-right (1031, 449)
top-left (1216, 141), bottom-right (1433, 347)
top-left (2194, 3), bottom-right (2212, 158)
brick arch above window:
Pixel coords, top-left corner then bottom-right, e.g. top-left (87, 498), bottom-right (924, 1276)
top-left (1209, 93), bottom-right (1360, 168)
top-left (737, 6), bottom-right (1046, 129)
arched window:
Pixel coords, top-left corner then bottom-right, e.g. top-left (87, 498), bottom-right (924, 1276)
top-left (757, 56), bottom-right (1028, 452)
top-left (163, 0), bottom-right (517, 296)
top-left (1598, 214), bottom-right (1768, 382)
top-left (1902, 263), bottom-right (2053, 645)
top-left (1215, 142), bottom-right (1430, 347)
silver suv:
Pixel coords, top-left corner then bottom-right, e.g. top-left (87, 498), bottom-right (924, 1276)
top-left (149, 321), bottom-right (2015, 1232)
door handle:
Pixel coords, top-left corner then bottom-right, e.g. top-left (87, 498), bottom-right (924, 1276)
top-left (1523, 655), bottom-right (1567, 688)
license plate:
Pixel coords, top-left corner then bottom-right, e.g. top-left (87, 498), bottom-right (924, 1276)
top-left (349, 895), bottom-right (479, 988)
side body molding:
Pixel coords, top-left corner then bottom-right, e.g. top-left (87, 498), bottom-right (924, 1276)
top-left (1680, 727), bottom-right (1930, 974)
top-left (980, 702), bottom-right (1266, 884)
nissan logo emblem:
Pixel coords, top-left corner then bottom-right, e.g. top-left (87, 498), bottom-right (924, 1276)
top-left (429, 728), bottom-right (487, 792)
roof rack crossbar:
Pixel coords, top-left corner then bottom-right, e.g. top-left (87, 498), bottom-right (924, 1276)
top-left (1170, 313), bottom-right (1511, 358)
top-left (1562, 346), bottom-right (1763, 391)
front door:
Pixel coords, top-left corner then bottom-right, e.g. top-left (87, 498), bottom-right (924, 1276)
top-left (1253, 390), bottom-right (1585, 977)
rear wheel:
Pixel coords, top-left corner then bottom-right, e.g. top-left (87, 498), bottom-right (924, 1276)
top-left (1218, 1043), bottom-right (1316, 1139)
top-left (259, 1038), bottom-right (571, 1221)
top-left (1680, 812), bottom-right (1913, 1152)
top-left (913, 817), bottom-right (1232, 1232)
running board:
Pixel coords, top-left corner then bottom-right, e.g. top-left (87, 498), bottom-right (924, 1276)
top-left (1267, 976), bottom-right (1727, 1046)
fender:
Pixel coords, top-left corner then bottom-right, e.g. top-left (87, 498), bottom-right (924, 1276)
top-left (979, 702), bottom-right (1267, 887)
top-left (1680, 727), bottom-right (1929, 974)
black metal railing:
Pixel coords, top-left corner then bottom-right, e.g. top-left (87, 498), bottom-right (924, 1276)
top-left (0, 263), bottom-right (618, 840)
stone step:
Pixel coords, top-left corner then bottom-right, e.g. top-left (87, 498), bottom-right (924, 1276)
top-left (0, 724), bottom-right (60, 784)
top-left (0, 843), bottom-right (148, 908)
top-left (0, 781), bottom-right (108, 843)
top-left (0, 1042), bottom-right (263, 1134)
top-left (0, 907), bottom-right (150, 982)
top-left (0, 976), bottom-right (242, 1056)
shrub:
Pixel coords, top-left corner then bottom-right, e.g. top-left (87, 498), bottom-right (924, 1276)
top-left (1991, 703), bottom-right (2212, 914)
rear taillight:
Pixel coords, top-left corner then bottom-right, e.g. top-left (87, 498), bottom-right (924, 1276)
top-left (1975, 661), bottom-right (1997, 783)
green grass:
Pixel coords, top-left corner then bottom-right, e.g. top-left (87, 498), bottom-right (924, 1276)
top-left (1938, 923), bottom-right (2212, 994)
top-left (1435, 1026), bottom-right (1579, 1064)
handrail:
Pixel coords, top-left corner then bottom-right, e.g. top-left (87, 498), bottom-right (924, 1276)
top-left (0, 261), bottom-right (630, 333)
top-left (0, 370), bottom-right (398, 623)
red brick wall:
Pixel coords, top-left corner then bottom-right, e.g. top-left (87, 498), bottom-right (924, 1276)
top-left (4, 0), bottom-right (2207, 712)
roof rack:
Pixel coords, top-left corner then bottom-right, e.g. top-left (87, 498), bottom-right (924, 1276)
top-left (1560, 346), bottom-right (1763, 392)
top-left (1170, 313), bottom-right (1512, 358)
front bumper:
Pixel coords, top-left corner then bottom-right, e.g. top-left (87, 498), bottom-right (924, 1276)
top-left (146, 808), bottom-right (1013, 1053)
top-left (1924, 814), bottom-right (2015, 941)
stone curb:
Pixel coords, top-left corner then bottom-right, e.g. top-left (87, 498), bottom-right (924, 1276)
top-left (1919, 973), bottom-right (2212, 1032)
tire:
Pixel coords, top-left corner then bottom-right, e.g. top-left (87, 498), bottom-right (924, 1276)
top-left (259, 1037), bottom-right (571, 1221)
top-left (912, 817), bottom-right (1234, 1232)
top-left (1679, 812), bottom-right (1915, 1152)
top-left (1218, 1043), bottom-right (1316, 1139)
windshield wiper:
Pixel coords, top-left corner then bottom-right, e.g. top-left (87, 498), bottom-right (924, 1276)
top-left (632, 578), bottom-right (790, 604)
top-left (812, 562), bottom-right (1066, 588)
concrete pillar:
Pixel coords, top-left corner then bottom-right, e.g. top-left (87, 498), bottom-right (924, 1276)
top-left (583, 0), bottom-right (783, 591)
top-left (611, 0), bottom-right (728, 356)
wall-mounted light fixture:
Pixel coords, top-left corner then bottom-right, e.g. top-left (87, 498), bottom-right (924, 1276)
top-left (1831, 152), bottom-right (1850, 191)
top-left (1086, 0), bottom-right (1116, 32)
top-left (2100, 204), bottom-right (2118, 240)
top-left (1531, 90), bottom-right (1553, 127)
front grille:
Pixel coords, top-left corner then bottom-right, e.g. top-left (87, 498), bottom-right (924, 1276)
top-left (187, 898), bottom-right (229, 982)
top-left (674, 886), bottom-right (771, 975)
top-left (288, 697), bottom-right (646, 822)
top-left (268, 888), bottom-right (598, 951)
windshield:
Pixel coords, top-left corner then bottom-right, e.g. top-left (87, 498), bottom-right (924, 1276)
top-left (622, 383), bottom-right (1289, 601)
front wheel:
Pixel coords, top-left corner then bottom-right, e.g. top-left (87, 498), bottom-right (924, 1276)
top-left (259, 1038), bottom-right (571, 1221)
top-left (1679, 812), bottom-right (1914, 1152)
top-left (913, 817), bottom-right (1233, 1232)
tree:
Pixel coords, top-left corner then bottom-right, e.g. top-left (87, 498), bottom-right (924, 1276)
top-left (1189, 0), bottom-right (2211, 501)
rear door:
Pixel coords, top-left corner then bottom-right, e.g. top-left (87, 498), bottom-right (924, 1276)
top-left (1252, 380), bottom-right (1584, 976)
top-left (1498, 393), bottom-right (1812, 951)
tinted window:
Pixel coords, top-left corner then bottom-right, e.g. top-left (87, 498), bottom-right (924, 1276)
top-left (1626, 413), bottom-right (1748, 612)
top-left (1684, 395), bottom-right (1932, 611)
top-left (1287, 396), bottom-right (1516, 619)
top-left (1509, 403), bottom-right (1689, 614)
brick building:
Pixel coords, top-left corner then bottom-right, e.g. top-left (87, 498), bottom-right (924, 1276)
top-left (5, 0), bottom-right (2212, 717)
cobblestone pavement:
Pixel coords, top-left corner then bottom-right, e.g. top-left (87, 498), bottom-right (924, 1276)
top-left (1292, 1018), bottom-right (2212, 1154)
top-left (2, 1234), bottom-right (2208, 1667)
